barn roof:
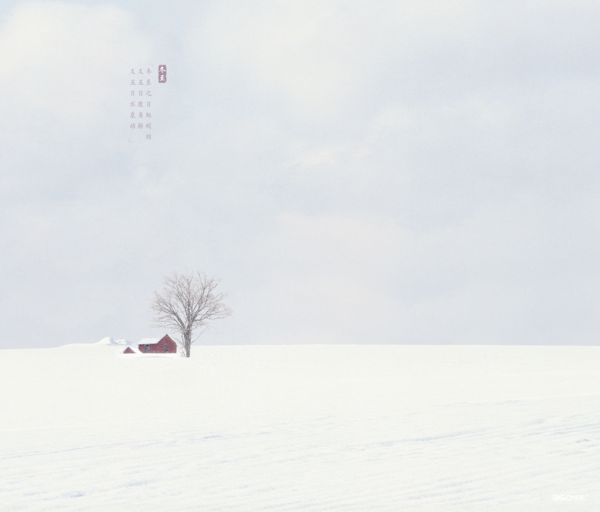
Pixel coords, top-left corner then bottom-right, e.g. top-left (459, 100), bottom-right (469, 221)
top-left (139, 338), bottom-right (161, 345)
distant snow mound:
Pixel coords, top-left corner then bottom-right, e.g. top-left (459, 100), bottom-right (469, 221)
top-left (96, 337), bottom-right (133, 347)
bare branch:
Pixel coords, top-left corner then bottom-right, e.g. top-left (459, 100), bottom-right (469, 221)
top-left (150, 271), bottom-right (233, 357)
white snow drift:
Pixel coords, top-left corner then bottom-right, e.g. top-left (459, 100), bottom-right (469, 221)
top-left (1, 343), bottom-right (599, 511)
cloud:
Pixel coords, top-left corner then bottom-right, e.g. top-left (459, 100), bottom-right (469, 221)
top-left (0, 2), bottom-right (150, 129)
top-left (0, 1), bottom-right (153, 196)
top-left (2, 0), bottom-right (600, 348)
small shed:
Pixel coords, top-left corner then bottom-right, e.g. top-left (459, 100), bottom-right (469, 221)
top-left (123, 334), bottom-right (178, 354)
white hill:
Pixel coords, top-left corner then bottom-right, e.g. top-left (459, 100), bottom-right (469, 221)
top-left (1, 343), bottom-right (598, 511)
top-left (94, 336), bottom-right (133, 347)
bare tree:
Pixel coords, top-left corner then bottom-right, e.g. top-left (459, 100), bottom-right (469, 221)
top-left (151, 271), bottom-right (232, 357)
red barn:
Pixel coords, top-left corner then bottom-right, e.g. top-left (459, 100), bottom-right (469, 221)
top-left (123, 334), bottom-right (178, 354)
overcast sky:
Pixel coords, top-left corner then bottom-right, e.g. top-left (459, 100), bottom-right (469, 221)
top-left (1, 0), bottom-right (600, 349)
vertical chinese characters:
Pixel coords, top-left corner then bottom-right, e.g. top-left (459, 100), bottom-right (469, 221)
top-left (129, 66), bottom-right (152, 141)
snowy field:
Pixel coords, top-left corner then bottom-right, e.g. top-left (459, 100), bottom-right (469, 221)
top-left (1, 343), bottom-right (599, 511)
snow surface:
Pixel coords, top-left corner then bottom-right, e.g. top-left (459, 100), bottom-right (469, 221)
top-left (1, 343), bottom-right (599, 511)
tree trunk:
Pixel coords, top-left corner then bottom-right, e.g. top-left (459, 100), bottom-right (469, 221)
top-left (183, 331), bottom-right (192, 357)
